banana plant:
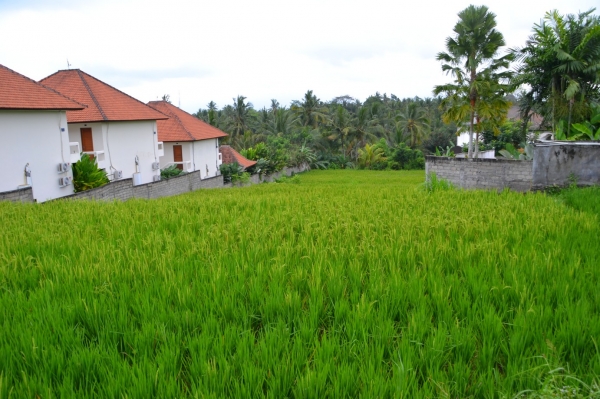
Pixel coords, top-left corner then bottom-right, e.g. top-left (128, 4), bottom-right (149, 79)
top-left (499, 143), bottom-right (533, 160)
top-left (571, 109), bottom-right (600, 140)
top-left (435, 145), bottom-right (454, 157)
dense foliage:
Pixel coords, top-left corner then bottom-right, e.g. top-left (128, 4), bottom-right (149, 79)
top-left (160, 165), bottom-right (186, 179)
top-left (1, 171), bottom-right (599, 397)
top-left (196, 93), bottom-right (455, 170)
top-left (71, 153), bottom-right (109, 192)
top-left (511, 8), bottom-right (600, 138)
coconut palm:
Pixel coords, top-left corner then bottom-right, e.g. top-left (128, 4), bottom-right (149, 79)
top-left (357, 143), bottom-right (386, 169)
top-left (434, 5), bottom-right (514, 158)
top-left (228, 96), bottom-right (253, 138)
top-left (396, 102), bottom-right (430, 148)
top-left (292, 90), bottom-right (330, 128)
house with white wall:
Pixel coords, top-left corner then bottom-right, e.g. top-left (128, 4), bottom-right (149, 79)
top-left (0, 64), bottom-right (85, 202)
top-left (40, 70), bottom-right (168, 185)
top-left (147, 100), bottom-right (227, 178)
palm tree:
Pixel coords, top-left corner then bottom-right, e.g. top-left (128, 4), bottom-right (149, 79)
top-left (228, 96), bottom-right (253, 138)
top-left (292, 90), bottom-right (330, 128)
top-left (357, 143), bottom-right (386, 169)
top-left (268, 108), bottom-right (298, 136)
top-left (396, 103), bottom-right (430, 148)
top-left (512, 9), bottom-right (600, 136)
top-left (434, 5), bottom-right (513, 158)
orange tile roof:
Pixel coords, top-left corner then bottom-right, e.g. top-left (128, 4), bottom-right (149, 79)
top-left (39, 69), bottom-right (168, 123)
top-left (147, 100), bottom-right (228, 142)
top-left (219, 145), bottom-right (257, 169)
top-left (0, 64), bottom-right (85, 110)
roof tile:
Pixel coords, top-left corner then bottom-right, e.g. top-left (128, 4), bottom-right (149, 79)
top-left (219, 145), bottom-right (257, 169)
top-left (40, 69), bottom-right (167, 123)
top-left (147, 100), bottom-right (228, 142)
top-left (0, 64), bottom-right (85, 110)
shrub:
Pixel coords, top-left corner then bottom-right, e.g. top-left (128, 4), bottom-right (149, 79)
top-left (160, 165), bottom-right (186, 179)
top-left (220, 163), bottom-right (245, 184)
top-left (71, 153), bottom-right (109, 192)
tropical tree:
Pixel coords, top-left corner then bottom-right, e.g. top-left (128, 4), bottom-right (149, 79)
top-left (292, 90), bottom-right (330, 128)
top-left (434, 5), bottom-right (514, 158)
top-left (396, 102), bottom-right (430, 148)
top-left (357, 143), bottom-right (387, 169)
top-left (228, 96), bottom-right (253, 138)
top-left (511, 9), bottom-right (600, 136)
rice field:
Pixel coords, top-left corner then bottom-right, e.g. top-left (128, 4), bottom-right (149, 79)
top-left (1, 170), bottom-right (599, 398)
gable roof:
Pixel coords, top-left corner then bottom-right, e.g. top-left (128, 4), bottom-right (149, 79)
top-left (147, 100), bottom-right (228, 142)
top-left (0, 64), bottom-right (85, 111)
top-left (508, 104), bottom-right (544, 130)
top-left (39, 69), bottom-right (167, 123)
top-left (219, 145), bottom-right (257, 169)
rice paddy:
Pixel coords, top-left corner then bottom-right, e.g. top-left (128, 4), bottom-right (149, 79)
top-left (1, 170), bottom-right (599, 398)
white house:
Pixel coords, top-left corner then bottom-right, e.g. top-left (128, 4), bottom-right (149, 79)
top-left (147, 100), bottom-right (227, 178)
top-left (40, 70), bottom-right (168, 185)
top-left (0, 64), bottom-right (85, 202)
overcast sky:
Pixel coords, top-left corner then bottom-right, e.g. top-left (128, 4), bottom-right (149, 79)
top-left (1, 0), bottom-right (597, 113)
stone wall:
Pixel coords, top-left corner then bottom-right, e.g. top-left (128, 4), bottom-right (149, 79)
top-left (60, 171), bottom-right (225, 202)
top-left (533, 142), bottom-right (600, 189)
top-left (0, 186), bottom-right (34, 203)
top-left (57, 164), bottom-right (309, 202)
top-left (425, 156), bottom-right (533, 191)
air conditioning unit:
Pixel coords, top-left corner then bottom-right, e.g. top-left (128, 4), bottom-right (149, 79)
top-left (58, 177), bottom-right (72, 187)
top-left (57, 162), bottom-right (69, 173)
top-left (153, 175), bottom-right (161, 182)
top-left (152, 162), bottom-right (160, 170)
top-left (113, 170), bottom-right (123, 180)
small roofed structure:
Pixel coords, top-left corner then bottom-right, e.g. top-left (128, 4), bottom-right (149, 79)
top-left (147, 100), bottom-right (227, 178)
top-left (0, 64), bottom-right (85, 202)
top-left (219, 145), bottom-right (256, 170)
top-left (40, 69), bottom-right (167, 185)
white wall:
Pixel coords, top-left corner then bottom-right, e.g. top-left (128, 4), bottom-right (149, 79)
top-left (68, 121), bottom-right (160, 184)
top-left (0, 110), bottom-right (74, 202)
top-left (160, 142), bottom-right (193, 171)
top-left (193, 139), bottom-right (221, 178)
top-left (160, 140), bottom-right (220, 177)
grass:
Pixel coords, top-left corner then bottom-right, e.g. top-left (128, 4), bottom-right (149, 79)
top-left (0, 170), bottom-right (599, 398)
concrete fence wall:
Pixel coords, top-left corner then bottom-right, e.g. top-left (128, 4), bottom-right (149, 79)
top-left (426, 143), bottom-right (600, 191)
top-left (425, 156), bottom-right (533, 191)
top-left (533, 143), bottom-right (600, 189)
top-left (0, 164), bottom-right (309, 203)
top-left (0, 186), bottom-right (34, 203)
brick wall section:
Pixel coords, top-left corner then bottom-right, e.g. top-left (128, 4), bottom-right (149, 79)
top-left (425, 156), bottom-right (533, 191)
top-left (53, 164), bottom-right (309, 202)
top-left (1, 163), bottom-right (310, 203)
top-left (0, 186), bottom-right (34, 203)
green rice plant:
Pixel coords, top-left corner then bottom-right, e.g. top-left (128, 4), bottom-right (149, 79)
top-left (0, 170), bottom-right (599, 398)
top-left (274, 174), bottom-right (300, 184)
top-left (424, 171), bottom-right (454, 192)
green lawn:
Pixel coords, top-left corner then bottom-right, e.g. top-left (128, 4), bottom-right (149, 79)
top-left (1, 170), bottom-right (599, 398)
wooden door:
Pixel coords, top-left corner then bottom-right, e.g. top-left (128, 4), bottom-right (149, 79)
top-left (173, 145), bottom-right (183, 170)
top-left (81, 128), bottom-right (94, 158)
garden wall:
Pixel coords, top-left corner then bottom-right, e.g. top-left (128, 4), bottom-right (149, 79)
top-left (0, 164), bottom-right (309, 203)
top-left (0, 186), bottom-right (33, 203)
top-left (425, 156), bottom-right (533, 191)
top-left (532, 142), bottom-right (600, 189)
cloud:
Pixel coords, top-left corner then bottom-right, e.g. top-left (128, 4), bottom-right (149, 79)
top-left (91, 65), bottom-right (213, 88)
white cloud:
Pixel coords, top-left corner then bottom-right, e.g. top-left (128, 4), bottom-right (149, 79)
top-left (1, 0), bottom-right (598, 113)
